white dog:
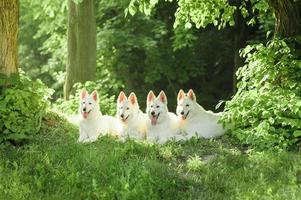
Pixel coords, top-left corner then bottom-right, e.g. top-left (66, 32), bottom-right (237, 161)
top-left (176, 89), bottom-right (225, 139)
top-left (146, 91), bottom-right (182, 144)
top-left (116, 91), bottom-right (148, 140)
top-left (78, 90), bottom-right (121, 142)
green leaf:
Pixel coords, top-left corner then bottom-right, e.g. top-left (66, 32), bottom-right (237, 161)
top-left (293, 130), bottom-right (301, 137)
top-left (128, 3), bottom-right (137, 16)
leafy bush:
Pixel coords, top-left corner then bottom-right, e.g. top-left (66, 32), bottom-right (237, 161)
top-left (0, 72), bottom-right (53, 144)
top-left (54, 81), bottom-right (116, 116)
top-left (221, 39), bottom-right (301, 149)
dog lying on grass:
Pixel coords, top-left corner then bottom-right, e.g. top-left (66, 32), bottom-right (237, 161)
top-left (176, 89), bottom-right (225, 139)
top-left (78, 90), bottom-right (121, 142)
top-left (146, 90), bottom-right (184, 144)
top-left (76, 89), bottom-right (224, 143)
top-left (116, 91), bottom-right (148, 140)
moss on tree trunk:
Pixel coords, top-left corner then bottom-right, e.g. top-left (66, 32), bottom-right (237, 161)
top-left (0, 0), bottom-right (19, 77)
top-left (64, 0), bottom-right (96, 100)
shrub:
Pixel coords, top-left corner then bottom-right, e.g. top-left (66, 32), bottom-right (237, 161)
top-left (221, 39), bottom-right (301, 149)
top-left (0, 72), bottom-right (53, 144)
top-left (54, 81), bottom-right (116, 116)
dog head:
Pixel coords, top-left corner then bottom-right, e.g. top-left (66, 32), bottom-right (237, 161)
top-left (146, 90), bottom-right (168, 126)
top-left (117, 91), bottom-right (140, 123)
top-left (176, 89), bottom-right (197, 120)
top-left (79, 89), bottom-right (100, 119)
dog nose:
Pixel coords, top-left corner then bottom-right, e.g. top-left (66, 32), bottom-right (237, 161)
top-left (83, 107), bottom-right (86, 112)
top-left (151, 111), bottom-right (155, 116)
top-left (180, 111), bottom-right (184, 115)
top-left (120, 114), bottom-right (124, 118)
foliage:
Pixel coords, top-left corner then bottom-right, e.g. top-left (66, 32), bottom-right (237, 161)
top-left (221, 39), bottom-right (301, 149)
top-left (19, 0), bottom-right (67, 98)
top-left (1, 114), bottom-right (301, 199)
top-left (54, 81), bottom-right (117, 116)
top-left (19, 0), bottom-right (240, 110)
top-left (127, 0), bottom-right (271, 29)
top-left (174, 0), bottom-right (236, 29)
top-left (97, 0), bottom-right (234, 110)
top-left (19, 0), bottom-right (123, 100)
top-left (0, 72), bottom-right (53, 144)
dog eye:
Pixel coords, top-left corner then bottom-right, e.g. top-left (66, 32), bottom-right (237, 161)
top-left (89, 102), bottom-right (92, 105)
top-left (126, 107), bottom-right (129, 110)
top-left (120, 107), bottom-right (123, 109)
top-left (186, 104), bottom-right (189, 107)
top-left (150, 105), bottom-right (153, 108)
top-left (156, 105), bottom-right (159, 108)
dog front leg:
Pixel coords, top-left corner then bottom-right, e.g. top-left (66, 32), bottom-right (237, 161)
top-left (78, 127), bottom-right (89, 142)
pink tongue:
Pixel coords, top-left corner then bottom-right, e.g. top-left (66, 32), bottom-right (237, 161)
top-left (83, 112), bottom-right (89, 119)
top-left (151, 116), bottom-right (157, 126)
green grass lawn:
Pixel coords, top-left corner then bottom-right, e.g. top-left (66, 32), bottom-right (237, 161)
top-left (1, 112), bottom-right (301, 200)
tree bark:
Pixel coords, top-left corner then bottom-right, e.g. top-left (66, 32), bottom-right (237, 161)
top-left (0, 0), bottom-right (19, 77)
top-left (270, 0), bottom-right (301, 38)
top-left (64, 0), bottom-right (96, 99)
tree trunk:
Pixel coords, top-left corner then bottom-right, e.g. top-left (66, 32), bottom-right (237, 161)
top-left (232, 2), bottom-right (248, 93)
top-left (270, 0), bottom-right (301, 38)
top-left (64, 0), bottom-right (96, 99)
top-left (0, 0), bottom-right (19, 77)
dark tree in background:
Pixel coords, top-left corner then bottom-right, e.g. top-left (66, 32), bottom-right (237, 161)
top-left (230, 0), bottom-right (255, 92)
top-left (64, 0), bottom-right (96, 99)
top-left (0, 0), bottom-right (19, 77)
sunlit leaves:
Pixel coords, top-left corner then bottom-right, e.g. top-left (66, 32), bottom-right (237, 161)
top-left (126, 0), bottom-right (157, 16)
top-left (174, 0), bottom-right (236, 29)
top-left (20, 0), bottom-right (68, 96)
top-left (221, 39), bottom-right (301, 149)
top-left (127, 0), bottom-right (272, 33)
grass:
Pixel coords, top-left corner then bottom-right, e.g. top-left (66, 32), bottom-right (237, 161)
top-left (1, 112), bottom-right (301, 200)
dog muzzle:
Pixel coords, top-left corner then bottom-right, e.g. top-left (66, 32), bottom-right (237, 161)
top-left (82, 110), bottom-right (91, 119)
top-left (121, 115), bottom-right (129, 123)
top-left (181, 111), bottom-right (190, 120)
top-left (150, 113), bottom-right (160, 126)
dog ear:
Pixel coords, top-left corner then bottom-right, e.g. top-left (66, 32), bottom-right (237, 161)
top-left (80, 89), bottom-right (88, 99)
top-left (91, 90), bottom-right (98, 102)
top-left (117, 91), bottom-right (127, 103)
top-left (177, 89), bottom-right (185, 101)
top-left (147, 90), bottom-right (155, 104)
top-left (187, 89), bottom-right (196, 101)
top-left (128, 92), bottom-right (137, 105)
top-left (158, 91), bottom-right (167, 104)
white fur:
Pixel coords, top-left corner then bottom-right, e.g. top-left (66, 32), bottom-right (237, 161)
top-left (176, 89), bottom-right (225, 139)
top-left (116, 92), bottom-right (148, 140)
top-left (146, 91), bottom-right (183, 144)
top-left (78, 90), bottom-right (121, 142)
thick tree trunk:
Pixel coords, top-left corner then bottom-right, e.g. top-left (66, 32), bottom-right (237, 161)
top-left (0, 0), bottom-right (19, 77)
top-left (270, 0), bottom-right (301, 38)
top-left (64, 0), bottom-right (96, 99)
